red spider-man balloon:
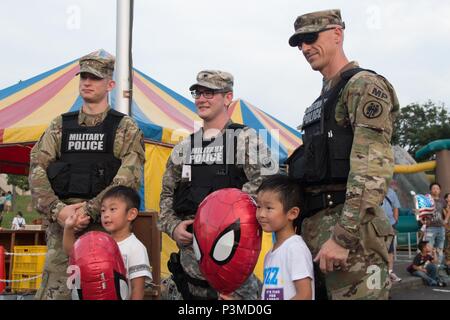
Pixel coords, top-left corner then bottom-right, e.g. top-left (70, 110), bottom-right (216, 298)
top-left (67, 231), bottom-right (129, 300)
top-left (193, 188), bottom-right (262, 295)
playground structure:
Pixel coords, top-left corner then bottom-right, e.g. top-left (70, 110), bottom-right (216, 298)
top-left (394, 139), bottom-right (450, 195)
top-left (393, 140), bottom-right (450, 252)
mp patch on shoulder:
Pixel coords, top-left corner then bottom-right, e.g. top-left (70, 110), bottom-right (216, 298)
top-left (363, 101), bottom-right (383, 119)
top-left (367, 83), bottom-right (389, 103)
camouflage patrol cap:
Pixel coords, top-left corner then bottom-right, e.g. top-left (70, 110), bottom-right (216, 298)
top-left (288, 9), bottom-right (345, 47)
top-left (189, 70), bottom-right (234, 91)
top-left (77, 53), bottom-right (115, 79)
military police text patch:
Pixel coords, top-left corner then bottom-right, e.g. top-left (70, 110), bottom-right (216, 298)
top-left (363, 101), bottom-right (383, 119)
top-left (367, 84), bottom-right (389, 103)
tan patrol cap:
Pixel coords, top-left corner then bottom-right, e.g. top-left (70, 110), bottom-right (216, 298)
top-left (77, 53), bottom-right (115, 79)
top-left (189, 70), bottom-right (234, 91)
top-left (288, 9), bottom-right (345, 47)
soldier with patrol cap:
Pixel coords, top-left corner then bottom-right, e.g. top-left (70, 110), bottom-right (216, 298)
top-left (286, 9), bottom-right (399, 299)
top-left (29, 52), bottom-right (145, 300)
top-left (158, 70), bottom-right (275, 299)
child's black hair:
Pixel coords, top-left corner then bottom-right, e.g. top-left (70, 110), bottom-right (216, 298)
top-left (17, 211), bottom-right (23, 217)
top-left (256, 174), bottom-right (304, 212)
top-left (418, 241), bottom-right (429, 252)
top-left (101, 186), bottom-right (140, 211)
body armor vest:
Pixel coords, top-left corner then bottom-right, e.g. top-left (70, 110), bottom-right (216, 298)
top-left (173, 123), bottom-right (249, 217)
top-left (47, 109), bottom-right (124, 199)
top-left (287, 68), bottom-right (374, 186)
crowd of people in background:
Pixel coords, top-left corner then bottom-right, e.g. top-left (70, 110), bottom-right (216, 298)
top-left (0, 191), bottom-right (26, 230)
top-left (382, 181), bottom-right (450, 288)
top-left (402, 183), bottom-right (450, 287)
top-left (413, 183), bottom-right (450, 285)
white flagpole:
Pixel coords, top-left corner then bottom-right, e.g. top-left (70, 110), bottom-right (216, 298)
top-left (115, 0), bottom-right (134, 115)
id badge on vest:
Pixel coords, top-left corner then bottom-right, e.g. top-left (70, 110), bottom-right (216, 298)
top-left (182, 165), bottom-right (191, 181)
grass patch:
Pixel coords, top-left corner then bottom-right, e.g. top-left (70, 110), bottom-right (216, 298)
top-left (0, 195), bottom-right (40, 229)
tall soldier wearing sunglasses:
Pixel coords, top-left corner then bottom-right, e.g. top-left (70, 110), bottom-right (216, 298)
top-left (158, 70), bottom-right (275, 299)
top-left (29, 53), bottom-right (145, 299)
top-left (287, 9), bottom-right (399, 299)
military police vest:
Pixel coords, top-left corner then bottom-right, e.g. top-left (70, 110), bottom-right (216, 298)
top-left (47, 109), bottom-right (125, 199)
top-left (173, 123), bottom-right (249, 217)
top-left (287, 68), bottom-right (375, 186)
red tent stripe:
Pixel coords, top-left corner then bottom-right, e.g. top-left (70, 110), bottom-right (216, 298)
top-left (0, 65), bottom-right (79, 128)
top-left (134, 76), bottom-right (195, 131)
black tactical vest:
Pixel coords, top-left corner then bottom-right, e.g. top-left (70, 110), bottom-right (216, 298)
top-left (47, 109), bottom-right (125, 199)
top-left (173, 123), bottom-right (249, 217)
top-left (287, 68), bottom-right (375, 186)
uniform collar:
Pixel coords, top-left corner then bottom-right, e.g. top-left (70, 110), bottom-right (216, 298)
top-left (78, 106), bottom-right (111, 126)
top-left (198, 119), bottom-right (235, 139)
top-left (322, 61), bottom-right (359, 93)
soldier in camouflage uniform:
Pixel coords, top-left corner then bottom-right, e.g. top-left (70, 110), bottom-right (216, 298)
top-left (29, 53), bottom-right (145, 300)
top-left (287, 10), bottom-right (399, 299)
top-left (158, 70), bottom-right (276, 300)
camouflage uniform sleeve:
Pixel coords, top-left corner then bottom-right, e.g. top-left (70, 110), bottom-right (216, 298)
top-left (85, 116), bottom-right (145, 221)
top-left (29, 116), bottom-right (66, 222)
top-left (237, 127), bottom-right (279, 198)
top-left (332, 72), bottom-right (400, 249)
top-left (157, 141), bottom-right (185, 238)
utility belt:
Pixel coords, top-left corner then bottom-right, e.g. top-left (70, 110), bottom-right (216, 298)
top-left (167, 252), bottom-right (217, 300)
top-left (303, 190), bottom-right (347, 218)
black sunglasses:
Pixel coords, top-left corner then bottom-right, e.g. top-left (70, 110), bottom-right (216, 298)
top-left (297, 27), bottom-right (337, 49)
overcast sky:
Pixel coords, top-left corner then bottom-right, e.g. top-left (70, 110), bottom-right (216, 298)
top-left (1, 0), bottom-right (449, 129)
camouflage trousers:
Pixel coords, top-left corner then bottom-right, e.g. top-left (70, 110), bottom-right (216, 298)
top-left (35, 221), bottom-right (105, 300)
top-left (178, 246), bottom-right (261, 300)
top-left (301, 204), bottom-right (394, 300)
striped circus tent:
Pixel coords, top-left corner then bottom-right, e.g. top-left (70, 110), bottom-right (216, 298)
top-left (0, 49), bottom-right (302, 279)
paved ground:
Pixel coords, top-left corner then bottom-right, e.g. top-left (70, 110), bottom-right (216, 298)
top-left (390, 250), bottom-right (450, 300)
top-left (391, 286), bottom-right (450, 300)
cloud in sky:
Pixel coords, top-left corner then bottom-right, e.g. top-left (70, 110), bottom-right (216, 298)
top-left (1, 0), bottom-right (449, 128)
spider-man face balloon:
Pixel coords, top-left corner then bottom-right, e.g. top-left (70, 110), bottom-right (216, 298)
top-left (193, 188), bottom-right (262, 295)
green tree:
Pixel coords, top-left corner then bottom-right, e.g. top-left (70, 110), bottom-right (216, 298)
top-left (392, 101), bottom-right (450, 160)
top-left (6, 174), bottom-right (29, 212)
top-left (7, 174), bottom-right (29, 191)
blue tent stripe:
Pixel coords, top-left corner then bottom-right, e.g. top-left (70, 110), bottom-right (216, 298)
top-left (256, 105), bottom-right (302, 139)
top-left (240, 101), bottom-right (265, 131)
top-left (139, 169), bottom-right (145, 211)
top-left (68, 95), bottom-right (83, 112)
top-left (109, 88), bottom-right (163, 142)
top-left (134, 68), bottom-right (197, 113)
top-left (131, 100), bottom-right (152, 124)
top-left (136, 119), bottom-right (163, 142)
top-left (0, 59), bottom-right (78, 100)
top-left (133, 102), bottom-right (164, 142)
top-left (240, 101), bottom-right (288, 163)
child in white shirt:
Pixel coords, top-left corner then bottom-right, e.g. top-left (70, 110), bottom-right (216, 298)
top-left (256, 174), bottom-right (314, 300)
top-left (64, 186), bottom-right (152, 300)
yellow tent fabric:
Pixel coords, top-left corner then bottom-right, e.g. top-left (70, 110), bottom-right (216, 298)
top-left (144, 141), bottom-right (271, 280)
